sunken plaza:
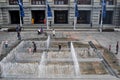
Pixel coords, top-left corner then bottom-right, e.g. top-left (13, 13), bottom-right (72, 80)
top-left (0, 29), bottom-right (120, 80)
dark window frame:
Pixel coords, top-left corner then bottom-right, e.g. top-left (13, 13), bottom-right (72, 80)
top-left (31, 0), bottom-right (46, 5)
top-left (9, 10), bottom-right (20, 24)
top-left (9, 0), bottom-right (23, 5)
top-left (9, 0), bottom-right (18, 5)
top-left (103, 11), bottom-right (113, 24)
top-left (54, 10), bottom-right (68, 24)
top-left (77, 0), bottom-right (91, 5)
top-left (32, 10), bottom-right (45, 24)
top-left (77, 10), bottom-right (91, 24)
top-left (54, 0), bottom-right (68, 5)
top-left (100, 0), bottom-right (114, 5)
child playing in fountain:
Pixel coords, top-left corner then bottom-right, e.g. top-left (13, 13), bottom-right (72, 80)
top-left (38, 26), bottom-right (43, 35)
top-left (28, 47), bottom-right (32, 54)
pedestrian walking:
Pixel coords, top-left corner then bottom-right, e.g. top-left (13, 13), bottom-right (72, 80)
top-left (16, 24), bottom-right (21, 32)
top-left (52, 29), bottom-right (55, 37)
top-left (109, 45), bottom-right (111, 52)
top-left (4, 40), bottom-right (8, 48)
top-left (32, 41), bottom-right (37, 53)
top-left (116, 41), bottom-right (119, 55)
top-left (16, 24), bottom-right (21, 40)
top-left (68, 42), bottom-right (70, 48)
top-left (90, 22), bottom-right (92, 28)
top-left (17, 32), bottom-right (21, 40)
top-left (58, 44), bottom-right (61, 51)
top-left (68, 41), bottom-right (70, 51)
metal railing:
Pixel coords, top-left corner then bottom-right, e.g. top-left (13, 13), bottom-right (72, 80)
top-left (88, 41), bottom-right (119, 78)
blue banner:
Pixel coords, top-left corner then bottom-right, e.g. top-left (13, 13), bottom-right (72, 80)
top-left (47, 4), bottom-right (52, 17)
top-left (18, 0), bottom-right (25, 17)
top-left (102, 0), bottom-right (106, 18)
top-left (75, 0), bottom-right (79, 17)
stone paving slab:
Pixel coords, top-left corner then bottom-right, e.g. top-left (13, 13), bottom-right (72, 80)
top-left (0, 76), bottom-right (119, 80)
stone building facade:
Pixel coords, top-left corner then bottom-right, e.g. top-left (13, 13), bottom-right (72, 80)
top-left (0, 0), bottom-right (120, 28)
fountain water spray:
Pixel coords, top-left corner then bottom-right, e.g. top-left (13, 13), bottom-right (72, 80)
top-left (71, 42), bottom-right (80, 76)
top-left (38, 52), bottom-right (46, 77)
top-left (46, 35), bottom-right (50, 51)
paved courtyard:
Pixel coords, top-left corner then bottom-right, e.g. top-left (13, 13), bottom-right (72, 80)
top-left (0, 31), bottom-right (120, 59)
top-left (0, 30), bottom-right (120, 80)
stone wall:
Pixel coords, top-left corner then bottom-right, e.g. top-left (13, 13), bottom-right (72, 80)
top-left (0, 0), bottom-right (119, 27)
top-left (0, 8), bottom-right (2, 25)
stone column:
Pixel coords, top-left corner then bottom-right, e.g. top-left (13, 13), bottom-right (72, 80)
top-left (92, 0), bottom-right (101, 27)
top-left (113, 0), bottom-right (120, 26)
top-left (23, 0), bottom-right (31, 24)
top-left (69, 0), bottom-right (74, 25)
top-left (0, 0), bottom-right (7, 25)
top-left (0, 7), bottom-right (3, 25)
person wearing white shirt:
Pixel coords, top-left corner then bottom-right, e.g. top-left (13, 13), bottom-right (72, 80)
top-left (52, 29), bottom-right (55, 36)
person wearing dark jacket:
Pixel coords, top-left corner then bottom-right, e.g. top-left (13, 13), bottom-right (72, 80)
top-left (32, 41), bottom-right (37, 53)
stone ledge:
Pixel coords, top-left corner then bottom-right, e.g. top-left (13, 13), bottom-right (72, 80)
top-left (0, 28), bottom-right (8, 31)
top-left (114, 28), bottom-right (120, 32)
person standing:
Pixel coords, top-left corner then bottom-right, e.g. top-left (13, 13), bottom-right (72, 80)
top-left (44, 18), bottom-right (46, 25)
top-left (4, 40), bottom-right (8, 48)
top-left (38, 27), bottom-right (41, 35)
top-left (17, 32), bottom-right (21, 40)
top-left (32, 18), bottom-right (34, 24)
top-left (16, 24), bottom-right (19, 32)
top-left (38, 26), bottom-right (43, 35)
top-left (16, 24), bottom-right (21, 32)
top-left (90, 22), bottom-right (92, 28)
top-left (32, 41), bottom-right (37, 53)
top-left (16, 24), bottom-right (21, 40)
top-left (52, 29), bottom-right (55, 37)
top-left (58, 44), bottom-right (61, 51)
top-left (116, 41), bottom-right (119, 54)
top-left (28, 47), bottom-right (32, 54)
top-left (68, 41), bottom-right (71, 51)
top-left (109, 45), bottom-right (111, 52)
top-left (40, 26), bottom-right (43, 34)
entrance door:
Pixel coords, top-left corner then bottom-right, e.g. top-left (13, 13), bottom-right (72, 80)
top-left (9, 11), bottom-right (20, 24)
top-left (103, 11), bottom-right (113, 24)
top-left (77, 11), bottom-right (90, 24)
top-left (54, 10), bottom-right (68, 24)
top-left (99, 11), bottom-right (113, 24)
top-left (32, 10), bottom-right (45, 24)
